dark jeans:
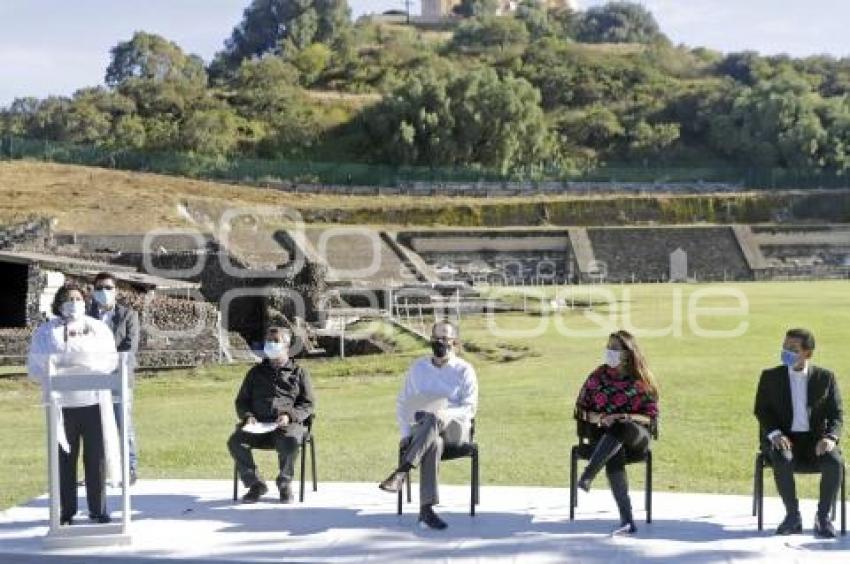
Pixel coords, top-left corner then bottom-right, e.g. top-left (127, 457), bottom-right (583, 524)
top-left (228, 424), bottom-right (305, 489)
top-left (59, 405), bottom-right (106, 520)
top-left (598, 420), bottom-right (651, 473)
top-left (766, 431), bottom-right (843, 517)
top-left (592, 421), bottom-right (651, 522)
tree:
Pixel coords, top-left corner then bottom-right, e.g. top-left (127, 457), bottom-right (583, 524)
top-left (106, 32), bottom-right (206, 87)
top-left (716, 51), bottom-right (771, 86)
top-left (362, 68), bottom-right (555, 173)
top-left (515, 0), bottom-right (552, 40)
top-left (560, 105), bottom-right (625, 151)
top-left (290, 43), bottom-right (332, 85)
top-left (708, 73), bottom-right (828, 169)
top-left (212, 0), bottom-right (351, 75)
top-left (453, 0), bottom-right (500, 18)
top-left (110, 115), bottom-right (147, 149)
top-left (64, 87), bottom-right (134, 145)
top-left (180, 107), bottom-right (247, 156)
top-left (575, 2), bottom-right (662, 44)
top-left (105, 32), bottom-right (208, 123)
top-left (450, 17), bottom-right (530, 52)
top-left (628, 120), bottom-right (680, 159)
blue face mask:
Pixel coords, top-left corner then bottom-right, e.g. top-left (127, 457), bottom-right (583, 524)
top-left (781, 349), bottom-right (799, 368)
top-left (93, 289), bottom-right (115, 308)
top-left (263, 341), bottom-right (287, 360)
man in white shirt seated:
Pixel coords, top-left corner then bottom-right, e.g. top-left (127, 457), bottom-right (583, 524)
top-left (379, 320), bottom-right (479, 530)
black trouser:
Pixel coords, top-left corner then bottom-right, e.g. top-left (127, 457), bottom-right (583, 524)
top-left (593, 421), bottom-right (650, 522)
top-left (767, 431), bottom-right (843, 518)
top-left (228, 424), bottom-right (305, 489)
top-left (59, 405), bottom-right (106, 520)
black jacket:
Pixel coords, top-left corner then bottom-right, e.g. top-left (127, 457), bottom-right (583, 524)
top-left (754, 364), bottom-right (843, 442)
top-left (235, 359), bottom-right (315, 424)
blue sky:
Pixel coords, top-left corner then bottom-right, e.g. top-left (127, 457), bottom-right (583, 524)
top-left (2, 0), bottom-right (850, 106)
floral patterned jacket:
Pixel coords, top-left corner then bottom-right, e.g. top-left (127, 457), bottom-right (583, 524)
top-left (575, 365), bottom-right (658, 419)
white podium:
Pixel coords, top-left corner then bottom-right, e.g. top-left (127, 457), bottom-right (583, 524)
top-left (42, 352), bottom-right (133, 548)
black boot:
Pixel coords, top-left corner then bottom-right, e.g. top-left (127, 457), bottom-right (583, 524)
top-left (608, 468), bottom-right (636, 535)
top-left (418, 504), bottom-right (448, 530)
top-left (578, 433), bottom-right (623, 492)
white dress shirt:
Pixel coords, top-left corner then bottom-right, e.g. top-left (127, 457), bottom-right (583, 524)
top-left (767, 361), bottom-right (810, 441)
top-left (396, 354), bottom-right (478, 438)
top-left (99, 307), bottom-right (115, 328)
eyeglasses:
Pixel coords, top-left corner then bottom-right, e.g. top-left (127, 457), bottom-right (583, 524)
top-left (95, 285), bottom-right (116, 291)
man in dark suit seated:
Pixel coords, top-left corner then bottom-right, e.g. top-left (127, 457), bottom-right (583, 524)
top-left (754, 328), bottom-right (844, 538)
top-left (227, 327), bottom-right (315, 504)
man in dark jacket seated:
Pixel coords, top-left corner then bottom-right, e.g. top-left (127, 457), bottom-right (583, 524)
top-left (227, 327), bottom-right (316, 503)
top-left (754, 328), bottom-right (844, 538)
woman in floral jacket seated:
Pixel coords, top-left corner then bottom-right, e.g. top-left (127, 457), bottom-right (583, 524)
top-left (573, 330), bottom-right (659, 535)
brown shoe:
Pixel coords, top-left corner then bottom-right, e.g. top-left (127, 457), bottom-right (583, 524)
top-left (379, 471), bottom-right (406, 493)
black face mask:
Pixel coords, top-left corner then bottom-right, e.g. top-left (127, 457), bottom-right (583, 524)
top-left (431, 340), bottom-right (450, 358)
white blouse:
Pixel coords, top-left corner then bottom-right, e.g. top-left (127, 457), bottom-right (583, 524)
top-left (27, 316), bottom-right (119, 408)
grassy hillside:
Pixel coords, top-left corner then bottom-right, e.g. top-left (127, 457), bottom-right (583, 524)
top-left (3, 161), bottom-right (850, 232)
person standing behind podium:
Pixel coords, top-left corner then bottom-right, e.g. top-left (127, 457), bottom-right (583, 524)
top-left (573, 330), bottom-right (659, 535)
top-left (27, 282), bottom-right (119, 525)
top-left (379, 320), bottom-right (479, 530)
top-left (754, 328), bottom-right (843, 538)
top-left (87, 271), bottom-right (140, 484)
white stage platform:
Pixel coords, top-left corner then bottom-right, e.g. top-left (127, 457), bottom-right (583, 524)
top-left (0, 480), bottom-right (848, 563)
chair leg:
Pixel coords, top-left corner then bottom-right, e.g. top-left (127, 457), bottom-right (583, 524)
top-left (841, 463), bottom-right (846, 536)
top-left (756, 456), bottom-right (764, 532)
top-left (470, 451), bottom-right (478, 516)
top-left (299, 438), bottom-right (307, 503)
top-left (310, 437), bottom-right (317, 492)
top-left (233, 464), bottom-right (238, 502)
top-left (645, 451), bottom-right (652, 524)
top-left (569, 446), bottom-right (577, 521)
top-left (396, 448), bottom-right (406, 515)
top-left (752, 454), bottom-right (759, 517)
top-left (397, 476), bottom-right (403, 516)
top-left (474, 451), bottom-right (481, 506)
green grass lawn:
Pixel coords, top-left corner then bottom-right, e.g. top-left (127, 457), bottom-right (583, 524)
top-left (2, 281), bottom-right (849, 511)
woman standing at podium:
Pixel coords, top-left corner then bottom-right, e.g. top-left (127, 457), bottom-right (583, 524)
top-left (27, 282), bottom-right (118, 525)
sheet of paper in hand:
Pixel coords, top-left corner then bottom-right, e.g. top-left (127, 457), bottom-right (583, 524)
top-left (242, 421), bottom-right (279, 434)
top-left (406, 395), bottom-right (448, 424)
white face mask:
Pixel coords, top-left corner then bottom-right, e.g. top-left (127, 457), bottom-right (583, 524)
top-left (603, 348), bottom-right (623, 368)
top-left (263, 341), bottom-right (288, 360)
top-left (61, 300), bottom-right (87, 321)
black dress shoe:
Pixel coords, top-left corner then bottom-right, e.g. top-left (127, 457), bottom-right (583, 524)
top-left (775, 512), bottom-right (803, 535)
top-left (814, 513), bottom-right (837, 539)
top-left (418, 505), bottom-right (448, 530)
top-left (279, 484), bottom-right (294, 504)
top-left (88, 513), bottom-right (111, 524)
top-left (379, 471), bottom-right (406, 493)
top-left (241, 481), bottom-right (268, 504)
top-left (60, 516), bottom-right (74, 526)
